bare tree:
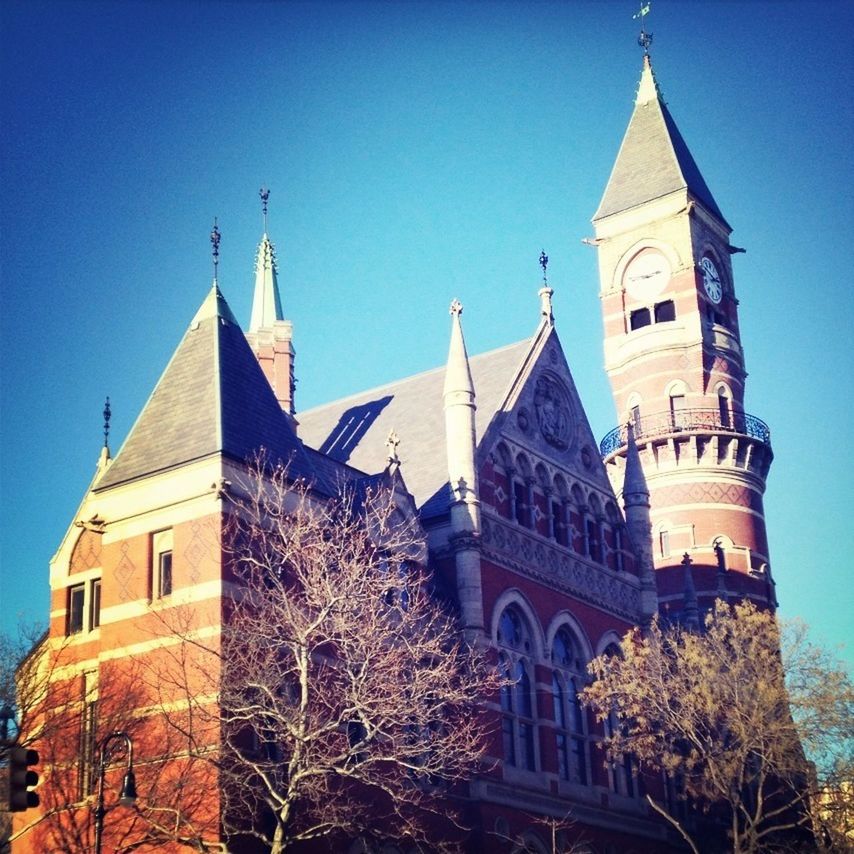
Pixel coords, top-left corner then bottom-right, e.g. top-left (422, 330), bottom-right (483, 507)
top-left (582, 600), bottom-right (853, 854)
top-left (156, 460), bottom-right (503, 853)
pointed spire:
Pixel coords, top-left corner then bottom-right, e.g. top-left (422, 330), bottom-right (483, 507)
top-left (443, 300), bottom-right (475, 398)
top-left (593, 56), bottom-right (727, 226)
top-left (249, 188), bottom-right (285, 333)
top-left (622, 422), bottom-right (657, 628)
top-left (623, 422), bottom-right (649, 502)
top-left (682, 552), bottom-right (700, 631)
top-left (192, 281), bottom-right (240, 327)
top-left (635, 54), bottom-right (661, 105)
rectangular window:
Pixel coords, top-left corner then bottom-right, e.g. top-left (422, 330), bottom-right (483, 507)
top-left (68, 584), bottom-right (85, 635)
top-left (630, 405), bottom-right (641, 436)
top-left (670, 395), bottom-right (687, 430)
top-left (90, 579), bottom-right (101, 629)
top-left (572, 736), bottom-right (588, 785)
top-left (158, 551), bottom-right (173, 598)
top-left (502, 717), bottom-right (516, 766)
top-left (586, 520), bottom-right (601, 563)
top-left (556, 732), bottom-right (569, 781)
top-left (151, 529), bottom-right (174, 599)
top-left (629, 307), bottom-right (651, 330)
top-left (513, 481), bottom-right (528, 527)
top-left (519, 722), bottom-right (536, 771)
top-left (78, 671), bottom-right (98, 800)
top-left (654, 299), bottom-right (676, 323)
top-left (660, 529), bottom-right (671, 558)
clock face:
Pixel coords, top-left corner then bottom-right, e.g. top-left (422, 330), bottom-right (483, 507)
top-left (701, 256), bottom-right (723, 304)
top-left (623, 250), bottom-right (671, 302)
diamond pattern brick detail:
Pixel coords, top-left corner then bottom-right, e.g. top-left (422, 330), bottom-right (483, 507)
top-left (114, 541), bottom-right (136, 602)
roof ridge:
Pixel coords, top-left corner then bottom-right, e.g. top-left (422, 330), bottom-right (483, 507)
top-left (298, 338), bottom-right (530, 416)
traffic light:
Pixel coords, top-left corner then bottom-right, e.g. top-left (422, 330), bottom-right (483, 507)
top-left (8, 746), bottom-right (39, 811)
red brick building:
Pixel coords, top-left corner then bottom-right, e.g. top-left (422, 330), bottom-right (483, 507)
top-left (12, 53), bottom-right (774, 854)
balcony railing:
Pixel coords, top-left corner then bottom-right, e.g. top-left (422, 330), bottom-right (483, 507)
top-left (599, 408), bottom-right (772, 457)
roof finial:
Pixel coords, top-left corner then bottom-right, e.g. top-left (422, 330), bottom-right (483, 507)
top-left (103, 396), bottom-right (111, 449)
top-left (449, 298), bottom-right (463, 316)
top-left (538, 250), bottom-right (554, 325)
top-left (259, 186), bottom-right (270, 233)
top-left (633, 1), bottom-right (653, 54)
top-left (385, 428), bottom-right (401, 469)
top-left (210, 218), bottom-right (221, 282)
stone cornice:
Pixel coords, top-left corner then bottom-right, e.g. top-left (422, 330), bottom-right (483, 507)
top-left (481, 514), bottom-right (641, 621)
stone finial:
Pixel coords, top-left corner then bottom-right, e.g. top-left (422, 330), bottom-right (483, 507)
top-left (449, 298), bottom-right (463, 316)
top-left (385, 429), bottom-right (400, 467)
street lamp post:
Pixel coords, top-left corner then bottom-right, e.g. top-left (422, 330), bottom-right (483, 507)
top-left (93, 730), bottom-right (137, 854)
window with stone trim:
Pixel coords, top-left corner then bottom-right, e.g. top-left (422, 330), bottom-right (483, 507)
top-left (78, 670), bottom-right (98, 800)
top-left (551, 627), bottom-right (588, 785)
top-left (68, 584), bottom-right (85, 635)
top-left (497, 606), bottom-right (537, 771)
top-left (151, 529), bottom-right (174, 599)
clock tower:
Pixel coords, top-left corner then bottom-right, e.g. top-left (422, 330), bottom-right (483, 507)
top-left (592, 55), bottom-right (775, 613)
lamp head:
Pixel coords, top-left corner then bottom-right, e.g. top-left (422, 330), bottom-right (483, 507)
top-left (119, 768), bottom-right (137, 807)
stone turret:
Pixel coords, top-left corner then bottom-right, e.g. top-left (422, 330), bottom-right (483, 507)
top-left (622, 422), bottom-right (658, 627)
top-left (443, 299), bottom-right (483, 636)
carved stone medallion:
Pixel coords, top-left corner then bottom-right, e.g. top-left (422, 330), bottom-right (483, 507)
top-left (534, 372), bottom-right (573, 450)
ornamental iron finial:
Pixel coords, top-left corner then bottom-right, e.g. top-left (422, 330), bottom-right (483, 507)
top-left (103, 396), bottom-right (111, 449)
top-left (259, 187), bottom-right (270, 232)
top-left (539, 249), bottom-right (549, 285)
top-left (210, 218), bottom-right (221, 281)
top-left (634, 2), bottom-right (653, 54)
top-left (449, 298), bottom-right (463, 316)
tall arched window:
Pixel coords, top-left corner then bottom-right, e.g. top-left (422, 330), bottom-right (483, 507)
top-left (601, 643), bottom-right (637, 798)
top-left (717, 384), bottom-right (732, 429)
top-left (497, 606), bottom-right (537, 771)
top-left (551, 627), bottom-right (588, 785)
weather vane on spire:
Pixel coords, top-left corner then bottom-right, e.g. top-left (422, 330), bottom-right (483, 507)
top-left (539, 249), bottom-right (549, 285)
top-left (210, 218), bottom-right (221, 280)
top-left (259, 186), bottom-right (270, 232)
top-left (103, 396), bottom-right (111, 449)
top-left (634, 1), bottom-right (653, 54)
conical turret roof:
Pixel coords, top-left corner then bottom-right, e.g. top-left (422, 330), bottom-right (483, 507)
top-left (97, 283), bottom-right (308, 491)
top-left (593, 55), bottom-right (728, 228)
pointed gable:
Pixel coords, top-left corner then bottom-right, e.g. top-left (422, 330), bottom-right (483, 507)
top-left (593, 56), bottom-right (728, 227)
top-left (298, 318), bottom-right (617, 520)
top-left (96, 284), bottom-right (307, 491)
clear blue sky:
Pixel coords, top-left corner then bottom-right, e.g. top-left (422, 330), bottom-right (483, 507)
top-left (1, 1), bottom-right (852, 664)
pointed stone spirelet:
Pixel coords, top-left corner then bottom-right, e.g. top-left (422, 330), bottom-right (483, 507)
top-left (249, 237), bottom-right (284, 333)
top-left (443, 299), bottom-right (475, 399)
top-left (623, 421), bottom-right (649, 503)
top-left (682, 552), bottom-right (700, 631)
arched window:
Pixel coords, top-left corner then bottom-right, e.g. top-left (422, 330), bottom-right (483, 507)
top-left (717, 384), bottom-right (732, 429)
top-left (497, 606), bottom-right (537, 771)
top-left (551, 627), bottom-right (588, 784)
top-left (601, 643), bottom-right (637, 798)
top-left (667, 381), bottom-right (688, 430)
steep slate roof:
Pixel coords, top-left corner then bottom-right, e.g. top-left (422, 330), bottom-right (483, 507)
top-left (97, 284), bottom-right (319, 491)
top-left (593, 56), bottom-right (728, 227)
top-left (297, 339), bottom-right (531, 516)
